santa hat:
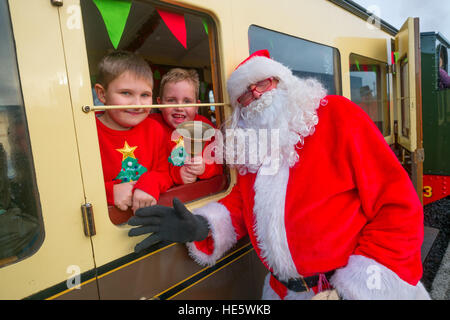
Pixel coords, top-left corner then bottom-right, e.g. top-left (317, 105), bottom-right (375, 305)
top-left (227, 50), bottom-right (294, 107)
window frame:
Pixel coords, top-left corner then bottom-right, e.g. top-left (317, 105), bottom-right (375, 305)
top-left (248, 24), bottom-right (343, 96)
top-left (348, 53), bottom-right (392, 137)
top-left (78, 0), bottom-right (230, 224)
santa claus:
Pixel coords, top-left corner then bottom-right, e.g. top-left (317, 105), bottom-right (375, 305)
top-left (129, 50), bottom-right (430, 300)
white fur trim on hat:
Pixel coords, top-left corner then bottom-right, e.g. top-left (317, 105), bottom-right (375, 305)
top-left (227, 56), bottom-right (294, 107)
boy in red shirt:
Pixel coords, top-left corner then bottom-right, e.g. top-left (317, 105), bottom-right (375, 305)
top-left (94, 51), bottom-right (172, 224)
top-left (150, 68), bottom-right (222, 185)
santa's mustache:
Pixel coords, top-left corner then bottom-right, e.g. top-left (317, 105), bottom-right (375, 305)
top-left (197, 85), bottom-right (321, 176)
top-left (239, 90), bottom-right (275, 123)
top-left (222, 89), bottom-right (297, 175)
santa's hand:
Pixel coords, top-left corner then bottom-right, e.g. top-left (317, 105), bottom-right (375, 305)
top-left (128, 198), bottom-right (210, 253)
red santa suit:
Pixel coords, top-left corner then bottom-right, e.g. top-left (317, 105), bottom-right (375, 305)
top-left (149, 113), bottom-right (222, 185)
top-left (185, 50), bottom-right (430, 300)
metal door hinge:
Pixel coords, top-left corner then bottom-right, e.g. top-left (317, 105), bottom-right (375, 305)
top-left (81, 203), bottom-right (96, 237)
top-left (50, 0), bottom-right (63, 7)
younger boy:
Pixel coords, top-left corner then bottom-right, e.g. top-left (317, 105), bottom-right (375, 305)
top-left (150, 68), bottom-right (222, 185)
top-left (94, 51), bottom-right (172, 224)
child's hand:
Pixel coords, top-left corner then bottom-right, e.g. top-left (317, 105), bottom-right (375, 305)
top-left (184, 156), bottom-right (205, 176)
top-left (114, 181), bottom-right (137, 211)
top-left (132, 189), bottom-right (157, 213)
top-left (180, 166), bottom-right (197, 184)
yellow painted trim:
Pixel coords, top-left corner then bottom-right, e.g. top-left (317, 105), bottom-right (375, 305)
top-left (45, 277), bottom-right (97, 301)
top-left (96, 243), bottom-right (177, 281)
top-left (157, 244), bottom-right (254, 300)
top-left (46, 243), bottom-right (177, 300)
top-left (48, 243), bottom-right (253, 300)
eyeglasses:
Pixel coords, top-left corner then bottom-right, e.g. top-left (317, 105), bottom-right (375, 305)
top-left (237, 77), bottom-right (277, 106)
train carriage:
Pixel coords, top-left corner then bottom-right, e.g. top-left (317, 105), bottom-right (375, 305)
top-left (421, 32), bottom-right (450, 206)
top-left (0, 0), bottom-right (441, 300)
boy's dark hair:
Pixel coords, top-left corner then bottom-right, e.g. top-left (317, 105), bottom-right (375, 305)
top-left (97, 50), bottom-right (153, 89)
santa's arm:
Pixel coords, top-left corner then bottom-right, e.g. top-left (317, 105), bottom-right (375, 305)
top-left (186, 181), bottom-right (248, 266)
top-left (329, 97), bottom-right (429, 299)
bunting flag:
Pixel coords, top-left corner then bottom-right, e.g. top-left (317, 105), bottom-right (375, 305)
top-left (153, 69), bottom-right (161, 80)
top-left (93, 0), bottom-right (132, 49)
top-left (157, 9), bottom-right (187, 49)
top-left (392, 51), bottom-right (400, 64)
top-left (202, 18), bottom-right (209, 35)
top-left (351, 64), bottom-right (377, 73)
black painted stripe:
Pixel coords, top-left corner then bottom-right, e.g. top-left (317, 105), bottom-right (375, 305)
top-left (25, 241), bottom-right (175, 300)
top-left (24, 241), bottom-right (253, 300)
top-left (154, 243), bottom-right (254, 300)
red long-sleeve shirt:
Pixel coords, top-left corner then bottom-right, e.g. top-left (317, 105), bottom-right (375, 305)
top-left (149, 113), bottom-right (223, 185)
top-left (96, 116), bottom-right (173, 206)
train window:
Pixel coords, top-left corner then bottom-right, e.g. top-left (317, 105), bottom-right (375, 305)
top-left (80, 1), bottom-right (226, 225)
top-left (249, 25), bottom-right (342, 95)
top-left (0, 1), bottom-right (44, 268)
top-left (349, 54), bottom-right (391, 136)
top-left (448, 47), bottom-right (450, 71)
top-left (438, 45), bottom-right (449, 90)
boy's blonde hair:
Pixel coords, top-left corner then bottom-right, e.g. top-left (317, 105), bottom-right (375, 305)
top-left (159, 68), bottom-right (200, 100)
top-left (97, 50), bottom-right (154, 89)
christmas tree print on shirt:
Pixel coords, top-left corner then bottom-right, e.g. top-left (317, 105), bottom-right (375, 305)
top-left (114, 141), bottom-right (147, 182)
top-left (169, 136), bottom-right (187, 167)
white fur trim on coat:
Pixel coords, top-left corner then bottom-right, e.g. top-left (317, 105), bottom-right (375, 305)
top-left (253, 161), bottom-right (300, 281)
top-left (186, 202), bottom-right (237, 266)
top-left (330, 255), bottom-right (431, 300)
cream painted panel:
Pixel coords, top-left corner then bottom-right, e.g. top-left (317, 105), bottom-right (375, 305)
top-left (395, 18), bottom-right (418, 152)
top-left (1, 0), bottom-right (96, 299)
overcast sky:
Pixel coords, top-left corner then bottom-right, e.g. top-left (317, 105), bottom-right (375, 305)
top-left (352, 0), bottom-right (450, 40)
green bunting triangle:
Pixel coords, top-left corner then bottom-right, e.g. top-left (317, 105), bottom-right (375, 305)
top-left (93, 0), bottom-right (132, 49)
top-left (394, 52), bottom-right (400, 64)
top-left (202, 18), bottom-right (209, 35)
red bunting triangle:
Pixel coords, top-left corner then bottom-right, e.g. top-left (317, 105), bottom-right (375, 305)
top-left (157, 9), bottom-right (187, 49)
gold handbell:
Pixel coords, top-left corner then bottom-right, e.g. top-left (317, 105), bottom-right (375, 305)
top-left (175, 121), bottom-right (215, 156)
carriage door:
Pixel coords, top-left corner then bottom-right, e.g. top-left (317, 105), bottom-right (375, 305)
top-left (0, 0), bottom-right (99, 299)
top-left (393, 17), bottom-right (423, 203)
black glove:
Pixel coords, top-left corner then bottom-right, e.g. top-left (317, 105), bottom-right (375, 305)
top-left (128, 198), bottom-right (210, 253)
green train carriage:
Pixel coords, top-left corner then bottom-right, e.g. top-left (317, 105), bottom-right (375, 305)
top-left (421, 32), bottom-right (450, 206)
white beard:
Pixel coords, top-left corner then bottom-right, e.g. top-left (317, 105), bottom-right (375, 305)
top-left (224, 87), bottom-right (318, 176)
